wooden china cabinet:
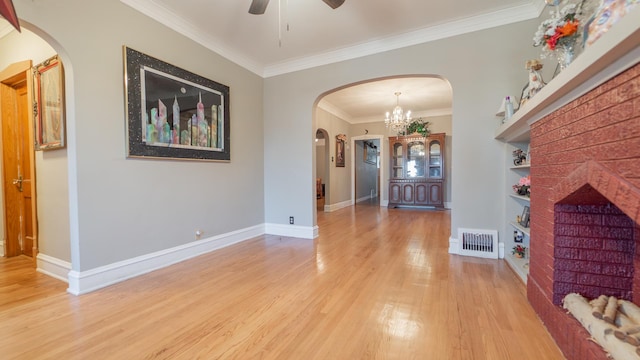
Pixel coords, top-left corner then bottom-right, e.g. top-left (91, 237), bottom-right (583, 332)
top-left (388, 132), bottom-right (445, 208)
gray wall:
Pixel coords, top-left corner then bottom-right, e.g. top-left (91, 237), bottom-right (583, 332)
top-left (315, 107), bottom-right (351, 206)
top-left (8, 0), bottom-right (548, 275)
top-left (16, 0), bottom-right (265, 271)
top-left (265, 19), bottom-right (544, 239)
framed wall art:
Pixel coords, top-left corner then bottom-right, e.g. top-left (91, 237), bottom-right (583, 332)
top-left (520, 206), bottom-right (530, 228)
top-left (123, 46), bottom-right (230, 161)
top-left (336, 134), bottom-right (346, 167)
top-left (34, 55), bottom-right (65, 150)
top-left (364, 141), bottom-right (377, 165)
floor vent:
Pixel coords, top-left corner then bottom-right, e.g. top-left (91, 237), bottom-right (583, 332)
top-left (458, 228), bottom-right (498, 259)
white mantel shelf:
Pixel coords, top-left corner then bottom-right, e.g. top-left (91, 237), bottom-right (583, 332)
top-left (495, 8), bottom-right (640, 143)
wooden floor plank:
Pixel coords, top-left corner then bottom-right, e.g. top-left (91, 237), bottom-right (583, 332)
top-left (0, 204), bottom-right (564, 359)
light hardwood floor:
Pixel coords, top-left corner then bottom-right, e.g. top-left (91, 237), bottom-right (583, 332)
top-left (0, 204), bottom-right (564, 359)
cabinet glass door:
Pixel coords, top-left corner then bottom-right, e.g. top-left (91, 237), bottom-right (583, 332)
top-left (406, 141), bottom-right (425, 178)
top-left (392, 142), bottom-right (403, 178)
top-left (428, 141), bottom-right (442, 178)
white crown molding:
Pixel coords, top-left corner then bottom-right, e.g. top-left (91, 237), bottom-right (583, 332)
top-left (263, 3), bottom-right (544, 77)
top-left (0, 21), bottom-right (14, 39)
top-left (348, 107), bottom-right (453, 124)
top-left (120, 0), bottom-right (264, 76)
top-left (122, 1), bottom-right (545, 79)
top-left (317, 99), bottom-right (353, 122)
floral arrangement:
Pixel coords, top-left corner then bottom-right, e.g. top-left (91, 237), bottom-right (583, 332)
top-left (513, 175), bottom-right (531, 197)
top-left (512, 244), bottom-right (527, 258)
top-left (404, 118), bottom-right (431, 137)
top-left (533, 1), bottom-right (582, 61)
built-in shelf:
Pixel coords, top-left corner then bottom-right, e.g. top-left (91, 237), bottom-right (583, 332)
top-left (511, 164), bottom-right (531, 170)
top-left (495, 9), bottom-right (640, 142)
top-left (510, 221), bottom-right (530, 237)
top-left (509, 193), bottom-right (530, 202)
top-left (504, 252), bottom-right (529, 284)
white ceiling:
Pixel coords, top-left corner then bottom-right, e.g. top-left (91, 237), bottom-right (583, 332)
top-left (119, 0), bottom-right (545, 77)
top-left (0, 0), bottom-right (545, 121)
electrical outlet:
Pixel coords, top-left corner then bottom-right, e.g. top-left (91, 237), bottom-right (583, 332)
top-left (289, 216), bottom-right (294, 225)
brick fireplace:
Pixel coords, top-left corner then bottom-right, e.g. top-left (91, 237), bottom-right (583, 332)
top-left (527, 63), bottom-right (640, 359)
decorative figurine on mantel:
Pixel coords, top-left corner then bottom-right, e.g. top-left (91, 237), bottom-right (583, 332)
top-left (520, 59), bottom-right (546, 108)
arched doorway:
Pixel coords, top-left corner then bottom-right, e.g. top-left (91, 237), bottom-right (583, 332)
top-left (313, 75), bottom-right (452, 221)
top-left (0, 24), bottom-right (74, 280)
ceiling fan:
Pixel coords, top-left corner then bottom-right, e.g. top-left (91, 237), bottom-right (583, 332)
top-left (249, 0), bottom-right (345, 15)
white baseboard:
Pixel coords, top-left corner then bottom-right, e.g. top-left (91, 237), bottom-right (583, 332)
top-left (36, 253), bottom-right (71, 282)
top-left (67, 224), bottom-right (265, 295)
top-left (355, 195), bottom-right (371, 203)
top-left (265, 223), bottom-right (317, 239)
top-left (445, 201), bottom-right (452, 209)
top-left (0, 239), bottom-right (4, 257)
top-left (324, 199), bottom-right (353, 212)
top-left (381, 199), bottom-right (389, 207)
top-left (448, 236), bottom-right (459, 254)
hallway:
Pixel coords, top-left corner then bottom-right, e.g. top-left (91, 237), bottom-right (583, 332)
top-left (0, 205), bottom-right (563, 359)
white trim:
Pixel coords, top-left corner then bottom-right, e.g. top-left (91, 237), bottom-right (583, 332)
top-left (349, 108), bottom-right (453, 125)
top-left (448, 236), bottom-right (459, 254)
top-left (120, 0), bottom-right (542, 78)
top-left (444, 202), bottom-right (452, 209)
top-left (120, 0), bottom-right (263, 76)
top-left (67, 224), bottom-right (265, 295)
top-left (355, 195), bottom-right (373, 203)
top-left (264, 223), bottom-right (317, 239)
top-left (263, 4), bottom-right (542, 77)
top-left (317, 99), bottom-right (354, 123)
top-left (36, 253), bottom-right (71, 283)
top-left (0, 239), bottom-right (4, 257)
top-left (324, 199), bottom-right (353, 212)
top-left (381, 199), bottom-right (389, 207)
top-left (0, 23), bottom-right (13, 40)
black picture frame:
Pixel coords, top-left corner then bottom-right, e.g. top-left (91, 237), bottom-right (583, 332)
top-left (336, 134), bottom-right (346, 167)
top-left (123, 47), bottom-right (230, 161)
top-left (520, 206), bottom-right (530, 228)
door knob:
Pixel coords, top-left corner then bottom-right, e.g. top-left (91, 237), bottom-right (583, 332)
top-left (12, 176), bottom-right (23, 192)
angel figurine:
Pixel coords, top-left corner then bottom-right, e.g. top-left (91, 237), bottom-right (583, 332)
top-left (520, 59), bottom-right (546, 108)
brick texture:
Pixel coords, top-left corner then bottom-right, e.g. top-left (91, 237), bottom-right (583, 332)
top-left (528, 63), bottom-right (640, 359)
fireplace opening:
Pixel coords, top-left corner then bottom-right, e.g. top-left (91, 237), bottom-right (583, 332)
top-left (553, 184), bottom-right (638, 305)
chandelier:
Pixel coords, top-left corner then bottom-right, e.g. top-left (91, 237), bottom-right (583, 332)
top-left (384, 92), bottom-right (412, 133)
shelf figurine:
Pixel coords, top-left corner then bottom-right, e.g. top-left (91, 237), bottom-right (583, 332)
top-left (520, 59), bottom-right (546, 108)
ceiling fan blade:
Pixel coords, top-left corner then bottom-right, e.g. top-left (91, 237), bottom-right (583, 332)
top-left (0, 0), bottom-right (20, 31)
top-left (322, 0), bottom-right (345, 9)
top-left (249, 0), bottom-right (270, 14)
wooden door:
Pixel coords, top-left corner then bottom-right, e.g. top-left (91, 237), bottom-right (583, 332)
top-left (427, 182), bottom-right (443, 207)
top-left (1, 61), bottom-right (37, 258)
top-left (414, 182), bottom-right (429, 205)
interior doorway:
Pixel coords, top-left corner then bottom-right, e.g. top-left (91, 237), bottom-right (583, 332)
top-left (353, 138), bottom-right (380, 206)
top-left (315, 129), bottom-right (329, 212)
top-left (0, 61), bottom-right (38, 259)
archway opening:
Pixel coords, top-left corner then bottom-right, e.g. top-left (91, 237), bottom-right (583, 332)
top-left (312, 75), bottom-right (453, 223)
